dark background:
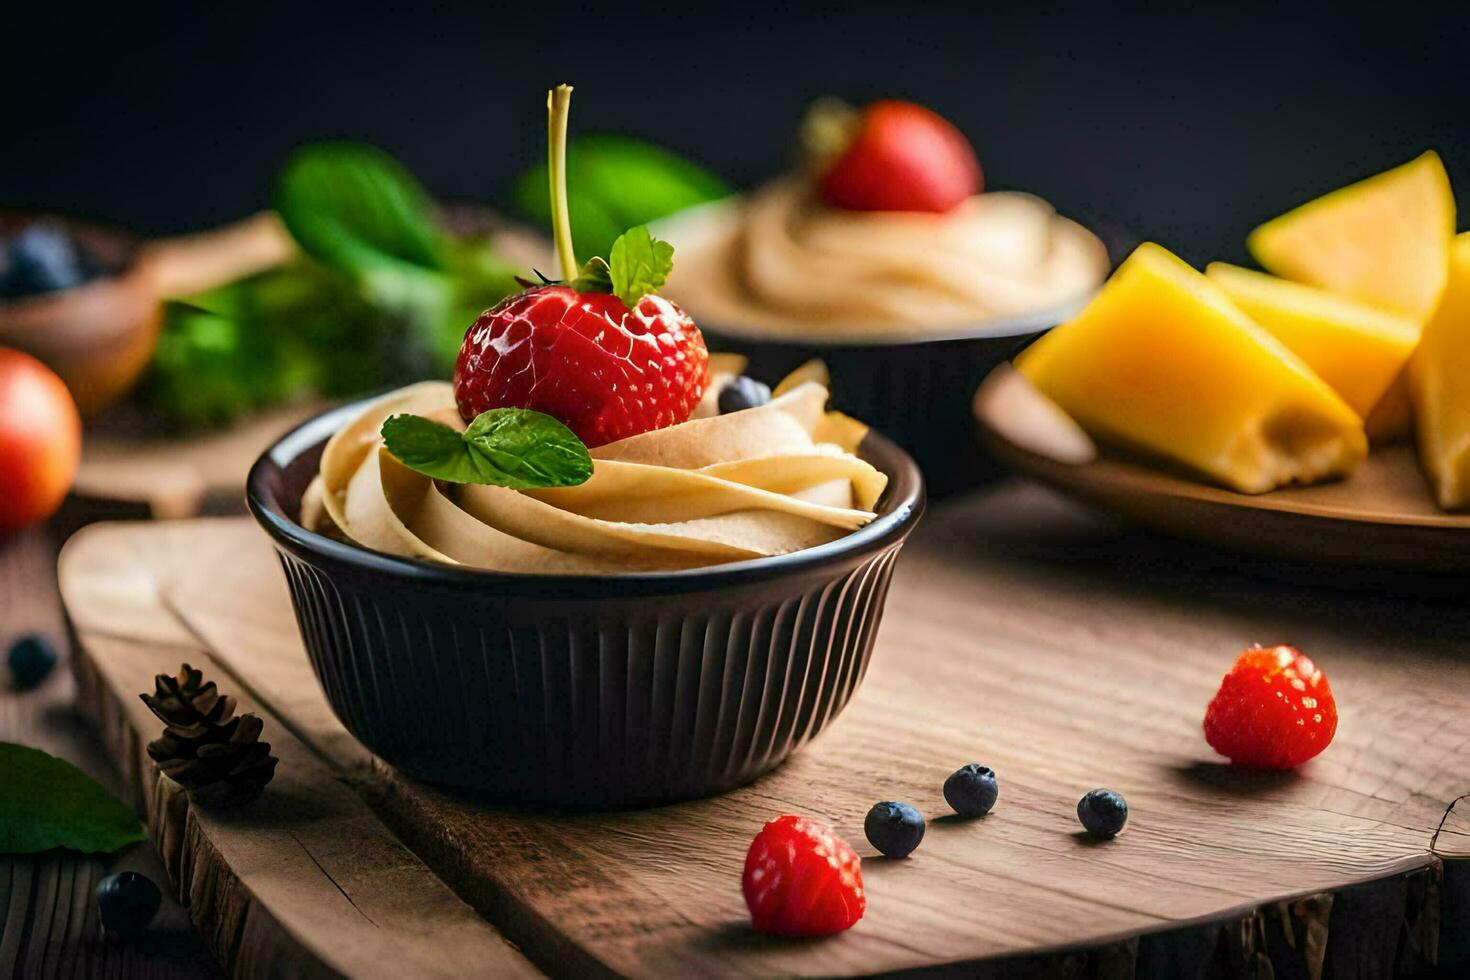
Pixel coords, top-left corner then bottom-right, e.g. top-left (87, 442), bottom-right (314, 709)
top-left (6, 3), bottom-right (1469, 265)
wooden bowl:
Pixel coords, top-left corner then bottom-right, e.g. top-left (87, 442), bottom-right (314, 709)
top-left (973, 363), bottom-right (1470, 573)
top-left (0, 211), bottom-right (161, 417)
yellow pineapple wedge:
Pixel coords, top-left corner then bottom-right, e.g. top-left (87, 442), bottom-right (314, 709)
top-left (1248, 151), bottom-right (1454, 322)
top-left (1410, 232), bottom-right (1470, 509)
top-left (1016, 243), bottom-right (1366, 494)
top-left (1205, 262), bottom-right (1418, 418)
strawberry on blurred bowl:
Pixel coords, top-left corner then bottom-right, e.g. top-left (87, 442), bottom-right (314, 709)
top-left (659, 98), bottom-right (1128, 495)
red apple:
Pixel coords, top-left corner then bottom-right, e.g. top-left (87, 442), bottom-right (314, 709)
top-left (0, 348), bottom-right (81, 532)
top-left (819, 100), bottom-right (982, 213)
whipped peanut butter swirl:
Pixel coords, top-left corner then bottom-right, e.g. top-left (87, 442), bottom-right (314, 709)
top-left (665, 179), bottom-right (1109, 335)
top-left (300, 361), bottom-right (886, 573)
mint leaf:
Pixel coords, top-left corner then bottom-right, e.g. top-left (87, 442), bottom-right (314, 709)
top-left (607, 226), bottom-right (675, 308)
top-left (382, 409), bottom-right (592, 489)
top-left (552, 226), bottom-right (673, 307)
top-left (0, 743), bottom-right (146, 855)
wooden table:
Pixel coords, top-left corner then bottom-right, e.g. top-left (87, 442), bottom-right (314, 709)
top-left (0, 526), bottom-right (219, 979)
top-left (33, 481), bottom-right (1470, 977)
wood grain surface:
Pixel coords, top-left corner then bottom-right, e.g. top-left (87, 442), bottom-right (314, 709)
top-left (58, 522), bottom-right (538, 979)
top-left (58, 485), bottom-right (1470, 976)
top-left (73, 403), bottom-right (321, 520)
top-left (1, 526), bottom-right (219, 979)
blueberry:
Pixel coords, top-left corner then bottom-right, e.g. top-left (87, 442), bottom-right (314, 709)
top-left (1077, 788), bottom-right (1128, 839)
top-left (3, 224), bottom-right (89, 298)
top-left (7, 634), bottom-right (57, 691)
top-left (96, 872), bottom-right (161, 939)
top-left (718, 376), bottom-right (772, 414)
top-left (943, 763), bottom-right (999, 817)
top-left (864, 801), bottom-right (925, 858)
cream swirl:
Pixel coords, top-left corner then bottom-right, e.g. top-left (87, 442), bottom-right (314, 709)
top-left (299, 361), bottom-right (886, 574)
top-left (664, 178), bottom-right (1109, 335)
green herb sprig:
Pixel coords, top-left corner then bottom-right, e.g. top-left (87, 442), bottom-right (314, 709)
top-left (381, 409), bottom-right (592, 489)
top-left (143, 143), bottom-right (519, 429)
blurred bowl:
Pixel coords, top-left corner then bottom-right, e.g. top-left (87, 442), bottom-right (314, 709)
top-left (0, 211), bottom-right (161, 418)
top-left (661, 199), bottom-right (1134, 496)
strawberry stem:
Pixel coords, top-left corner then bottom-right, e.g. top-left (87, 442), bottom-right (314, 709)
top-left (547, 84), bottom-right (577, 281)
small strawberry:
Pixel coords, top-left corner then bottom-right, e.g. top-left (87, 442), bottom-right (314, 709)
top-left (1203, 645), bottom-right (1338, 769)
top-left (454, 278), bottom-right (706, 448)
top-left (452, 85), bottom-right (708, 447)
top-left (742, 814), bottom-right (865, 937)
top-left (817, 99), bottom-right (982, 214)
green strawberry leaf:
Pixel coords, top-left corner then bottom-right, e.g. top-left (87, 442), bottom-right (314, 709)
top-left (569, 255), bottom-right (613, 294)
top-left (0, 743), bottom-right (146, 855)
top-left (381, 409), bottom-right (593, 489)
top-left (607, 226), bottom-right (675, 308)
top-left (553, 227), bottom-right (675, 308)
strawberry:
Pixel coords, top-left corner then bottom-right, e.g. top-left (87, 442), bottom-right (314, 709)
top-left (742, 814), bottom-right (865, 937)
top-left (819, 100), bottom-right (982, 214)
top-left (1203, 645), bottom-right (1338, 769)
top-left (454, 284), bottom-right (707, 447)
top-left (453, 84), bottom-right (708, 447)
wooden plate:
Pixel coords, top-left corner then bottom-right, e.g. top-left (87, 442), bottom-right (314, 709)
top-left (973, 365), bottom-right (1470, 572)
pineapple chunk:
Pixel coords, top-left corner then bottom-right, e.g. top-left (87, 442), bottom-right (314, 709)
top-left (1410, 232), bottom-right (1470, 508)
top-left (1248, 151), bottom-right (1454, 322)
top-left (1205, 262), bottom-right (1418, 418)
top-left (1016, 243), bottom-right (1366, 494)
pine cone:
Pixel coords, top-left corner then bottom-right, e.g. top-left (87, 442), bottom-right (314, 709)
top-left (140, 664), bottom-right (278, 807)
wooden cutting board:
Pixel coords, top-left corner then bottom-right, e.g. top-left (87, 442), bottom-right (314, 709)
top-left (57, 521), bottom-right (538, 979)
top-left (59, 485), bottom-right (1470, 976)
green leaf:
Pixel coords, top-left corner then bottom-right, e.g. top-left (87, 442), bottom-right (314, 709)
top-left (0, 743), bottom-right (146, 855)
top-left (512, 134), bottom-right (729, 261)
top-left (139, 144), bottom-right (522, 429)
top-left (142, 261), bottom-right (386, 428)
top-left (568, 256), bottom-right (612, 294)
top-left (607, 226), bottom-right (674, 308)
top-left (381, 409), bottom-right (593, 489)
top-left (275, 141), bottom-right (448, 277)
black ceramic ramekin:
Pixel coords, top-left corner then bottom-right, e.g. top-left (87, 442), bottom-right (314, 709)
top-left (703, 320), bottom-right (1049, 497)
top-left (247, 396), bottom-right (925, 807)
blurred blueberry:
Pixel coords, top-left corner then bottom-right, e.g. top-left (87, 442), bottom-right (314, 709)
top-left (2, 224), bottom-right (95, 299)
top-left (718, 376), bottom-right (772, 414)
top-left (96, 872), bottom-right (161, 939)
top-left (7, 634), bottom-right (58, 691)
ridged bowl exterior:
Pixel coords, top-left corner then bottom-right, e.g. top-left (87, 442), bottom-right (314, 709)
top-left (247, 397), bottom-right (924, 807)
